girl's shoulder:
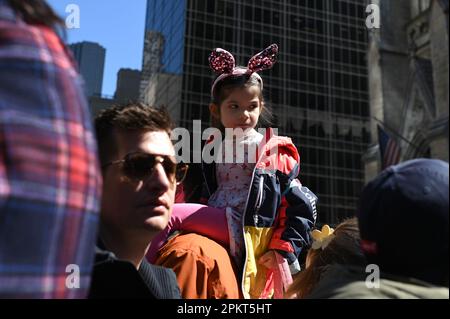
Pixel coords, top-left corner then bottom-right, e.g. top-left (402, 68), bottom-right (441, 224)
top-left (258, 129), bottom-right (300, 169)
top-left (260, 128), bottom-right (297, 149)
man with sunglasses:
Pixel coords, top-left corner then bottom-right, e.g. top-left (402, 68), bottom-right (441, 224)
top-left (88, 103), bottom-right (185, 298)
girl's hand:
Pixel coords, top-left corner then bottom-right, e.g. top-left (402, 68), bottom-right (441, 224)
top-left (258, 250), bottom-right (277, 269)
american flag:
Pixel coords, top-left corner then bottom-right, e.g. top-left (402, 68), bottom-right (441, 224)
top-left (377, 125), bottom-right (401, 169)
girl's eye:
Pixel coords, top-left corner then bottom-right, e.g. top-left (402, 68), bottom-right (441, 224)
top-left (230, 104), bottom-right (239, 109)
top-left (249, 104), bottom-right (258, 109)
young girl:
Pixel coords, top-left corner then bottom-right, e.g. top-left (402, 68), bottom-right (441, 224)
top-left (147, 44), bottom-right (318, 299)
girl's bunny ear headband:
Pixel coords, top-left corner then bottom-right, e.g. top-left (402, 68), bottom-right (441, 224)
top-left (208, 43), bottom-right (279, 98)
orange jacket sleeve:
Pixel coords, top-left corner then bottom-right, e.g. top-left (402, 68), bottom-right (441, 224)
top-left (155, 233), bottom-right (242, 299)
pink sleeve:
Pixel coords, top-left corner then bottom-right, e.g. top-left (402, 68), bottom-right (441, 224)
top-left (146, 204), bottom-right (229, 263)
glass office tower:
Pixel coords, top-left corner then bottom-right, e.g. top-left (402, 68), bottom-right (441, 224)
top-left (69, 41), bottom-right (106, 98)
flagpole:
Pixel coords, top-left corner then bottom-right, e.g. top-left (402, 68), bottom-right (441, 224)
top-left (372, 117), bottom-right (420, 150)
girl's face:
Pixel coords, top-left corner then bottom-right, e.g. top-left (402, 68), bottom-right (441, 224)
top-left (211, 85), bottom-right (262, 130)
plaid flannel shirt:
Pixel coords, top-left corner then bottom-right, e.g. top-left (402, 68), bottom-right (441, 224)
top-left (0, 1), bottom-right (101, 298)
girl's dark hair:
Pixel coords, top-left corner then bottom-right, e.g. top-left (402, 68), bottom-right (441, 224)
top-left (211, 67), bottom-right (272, 131)
top-left (285, 218), bottom-right (367, 299)
top-left (7, 0), bottom-right (64, 28)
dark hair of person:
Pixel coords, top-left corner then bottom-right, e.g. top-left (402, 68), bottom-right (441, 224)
top-left (210, 67), bottom-right (272, 132)
top-left (95, 103), bottom-right (173, 167)
top-left (285, 218), bottom-right (367, 299)
top-left (7, 0), bottom-right (64, 29)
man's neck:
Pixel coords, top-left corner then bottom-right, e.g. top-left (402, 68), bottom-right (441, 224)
top-left (99, 225), bottom-right (151, 270)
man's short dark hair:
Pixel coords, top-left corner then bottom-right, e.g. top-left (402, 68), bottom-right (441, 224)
top-left (95, 103), bottom-right (173, 166)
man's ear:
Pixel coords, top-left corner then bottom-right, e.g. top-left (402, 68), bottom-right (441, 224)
top-left (209, 103), bottom-right (220, 119)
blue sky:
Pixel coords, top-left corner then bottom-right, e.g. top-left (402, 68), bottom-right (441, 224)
top-left (48, 0), bottom-right (147, 96)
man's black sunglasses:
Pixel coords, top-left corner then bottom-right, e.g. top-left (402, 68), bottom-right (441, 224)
top-left (102, 152), bottom-right (188, 185)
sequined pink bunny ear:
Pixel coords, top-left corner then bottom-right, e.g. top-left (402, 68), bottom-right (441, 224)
top-left (247, 43), bottom-right (278, 73)
top-left (208, 48), bottom-right (236, 74)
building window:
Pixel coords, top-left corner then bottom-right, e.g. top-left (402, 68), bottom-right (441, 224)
top-left (273, 12), bottom-right (281, 26)
top-left (194, 22), bottom-right (204, 38)
top-left (205, 23), bottom-right (213, 39)
top-left (254, 7), bottom-right (262, 22)
top-left (206, 1), bottom-right (215, 14)
top-left (225, 1), bottom-right (234, 17)
top-left (244, 5), bottom-right (252, 20)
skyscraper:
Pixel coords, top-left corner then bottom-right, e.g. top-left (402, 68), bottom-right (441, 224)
top-left (141, 0), bottom-right (370, 224)
top-left (140, 31), bottom-right (165, 101)
top-left (69, 41), bottom-right (106, 98)
top-left (115, 68), bottom-right (142, 104)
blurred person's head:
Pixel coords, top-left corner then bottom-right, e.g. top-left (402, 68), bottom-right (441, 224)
top-left (95, 103), bottom-right (186, 245)
top-left (7, 0), bottom-right (63, 29)
top-left (286, 218), bottom-right (366, 298)
top-left (357, 159), bottom-right (449, 287)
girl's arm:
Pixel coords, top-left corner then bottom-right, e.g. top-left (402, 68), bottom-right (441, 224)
top-left (146, 204), bottom-right (229, 263)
